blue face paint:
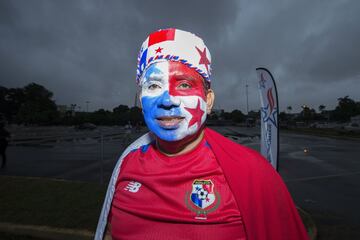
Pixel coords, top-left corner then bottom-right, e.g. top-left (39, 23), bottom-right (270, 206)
top-left (142, 63), bottom-right (163, 84)
top-left (141, 61), bottom-right (184, 141)
top-left (140, 61), bottom-right (208, 142)
top-left (142, 91), bottom-right (183, 141)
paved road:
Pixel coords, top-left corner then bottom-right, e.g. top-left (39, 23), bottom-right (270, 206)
top-left (220, 126), bottom-right (360, 227)
top-left (1, 126), bottom-right (360, 237)
top-left (1, 128), bottom-right (143, 183)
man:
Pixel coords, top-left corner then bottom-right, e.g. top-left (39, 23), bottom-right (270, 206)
top-left (0, 122), bottom-right (10, 169)
top-left (95, 28), bottom-right (309, 240)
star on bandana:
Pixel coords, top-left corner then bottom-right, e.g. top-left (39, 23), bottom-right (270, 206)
top-left (184, 99), bottom-right (204, 128)
top-left (195, 46), bottom-right (210, 75)
top-left (155, 47), bottom-right (163, 54)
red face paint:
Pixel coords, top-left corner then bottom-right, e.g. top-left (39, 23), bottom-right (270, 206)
top-left (140, 61), bottom-right (208, 144)
top-left (168, 61), bottom-right (206, 100)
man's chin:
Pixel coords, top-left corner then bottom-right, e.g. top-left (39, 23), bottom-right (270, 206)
top-left (154, 128), bottom-right (185, 142)
top-left (153, 127), bottom-right (200, 143)
top-left (147, 126), bottom-right (179, 141)
top-left (158, 125), bottom-right (180, 130)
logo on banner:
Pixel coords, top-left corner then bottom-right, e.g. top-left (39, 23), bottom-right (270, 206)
top-left (260, 86), bottom-right (278, 164)
top-left (185, 179), bottom-right (220, 220)
top-left (261, 87), bottom-right (278, 128)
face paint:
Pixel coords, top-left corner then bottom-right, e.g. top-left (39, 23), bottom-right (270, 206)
top-left (140, 61), bottom-right (207, 142)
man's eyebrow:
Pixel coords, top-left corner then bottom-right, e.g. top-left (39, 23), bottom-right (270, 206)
top-left (143, 76), bottom-right (163, 83)
top-left (174, 74), bottom-right (195, 81)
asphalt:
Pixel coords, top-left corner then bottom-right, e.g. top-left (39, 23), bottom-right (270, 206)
top-left (219, 127), bottom-right (360, 227)
top-left (1, 126), bottom-right (360, 239)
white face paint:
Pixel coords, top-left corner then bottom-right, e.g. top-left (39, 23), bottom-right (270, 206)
top-left (140, 61), bottom-right (170, 98)
top-left (140, 61), bottom-right (207, 142)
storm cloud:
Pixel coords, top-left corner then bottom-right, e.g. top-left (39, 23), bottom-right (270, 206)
top-left (1, 0), bottom-right (359, 112)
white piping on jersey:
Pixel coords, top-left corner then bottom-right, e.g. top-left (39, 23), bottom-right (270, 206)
top-left (94, 132), bottom-right (154, 240)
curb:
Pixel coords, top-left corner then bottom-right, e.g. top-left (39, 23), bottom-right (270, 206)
top-left (297, 207), bottom-right (318, 240)
top-left (0, 222), bottom-right (93, 240)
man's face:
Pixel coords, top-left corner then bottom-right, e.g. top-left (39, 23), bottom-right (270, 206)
top-left (140, 61), bottom-right (207, 141)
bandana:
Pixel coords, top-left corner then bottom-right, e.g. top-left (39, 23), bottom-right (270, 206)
top-left (136, 28), bottom-right (212, 84)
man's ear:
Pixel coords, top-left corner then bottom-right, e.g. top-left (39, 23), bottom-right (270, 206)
top-left (137, 88), bottom-right (143, 110)
top-left (139, 95), bottom-right (142, 109)
top-left (206, 89), bottom-right (215, 114)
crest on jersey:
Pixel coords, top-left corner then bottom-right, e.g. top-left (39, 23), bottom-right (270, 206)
top-left (185, 179), bottom-right (220, 220)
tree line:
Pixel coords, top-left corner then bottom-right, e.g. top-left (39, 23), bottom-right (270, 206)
top-left (1, 83), bottom-right (359, 126)
top-left (0, 83), bottom-right (143, 126)
top-left (280, 96), bottom-right (360, 124)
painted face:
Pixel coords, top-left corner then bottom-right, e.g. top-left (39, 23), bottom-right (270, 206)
top-left (140, 61), bottom-right (207, 141)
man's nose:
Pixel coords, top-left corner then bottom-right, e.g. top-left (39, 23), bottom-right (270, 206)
top-left (157, 91), bottom-right (180, 109)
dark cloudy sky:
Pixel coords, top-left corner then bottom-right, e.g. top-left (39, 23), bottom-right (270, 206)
top-left (1, 0), bottom-right (359, 113)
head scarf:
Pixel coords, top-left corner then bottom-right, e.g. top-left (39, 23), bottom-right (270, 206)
top-left (136, 28), bottom-right (211, 84)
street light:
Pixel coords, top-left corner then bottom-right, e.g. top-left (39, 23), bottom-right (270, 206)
top-left (86, 101), bottom-right (90, 112)
top-left (246, 83), bottom-right (249, 115)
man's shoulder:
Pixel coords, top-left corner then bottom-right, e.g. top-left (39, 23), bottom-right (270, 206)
top-left (205, 127), bottom-right (269, 166)
top-left (120, 132), bottom-right (155, 159)
top-left (123, 142), bottom-right (153, 160)
top-left (205, 128), bottom-right (259, 153)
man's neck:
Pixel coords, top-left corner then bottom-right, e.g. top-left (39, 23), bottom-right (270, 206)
top-left (156, 129), bottom-right (205, 157)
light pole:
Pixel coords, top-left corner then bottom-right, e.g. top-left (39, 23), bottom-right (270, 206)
top-left (246, 82), bottom-right (249, 115)
top-left (70, 104), bottom-right (76, 117)
top-left (134, 92), bottom-right (138, 107)
top-left (86, 101), bottom-right (90, 112)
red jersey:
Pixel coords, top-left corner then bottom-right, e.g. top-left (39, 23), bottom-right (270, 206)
top-left (110, 138), bottom-right (246, 240)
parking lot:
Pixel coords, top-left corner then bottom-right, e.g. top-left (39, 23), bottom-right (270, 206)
top-left (1, 126), bottom-right (360, 238)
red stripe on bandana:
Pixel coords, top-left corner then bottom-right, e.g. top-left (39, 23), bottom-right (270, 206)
top-left (148, 28), bottom-right (176, 47)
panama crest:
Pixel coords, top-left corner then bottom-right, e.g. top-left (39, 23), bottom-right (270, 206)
top-left (185, 179), bottom-right (220, 220)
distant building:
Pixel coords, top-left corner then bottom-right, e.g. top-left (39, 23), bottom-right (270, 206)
top-left (57, 104), bottom-right (76, 117)
top-left (320, 110), bottom-right (333, 122)
top-left (350, 115), bottom-right (360, 124)
top-left (57, 105), bottom-right (68, 117)
top-left (211, 109), bottom-right (224, 120)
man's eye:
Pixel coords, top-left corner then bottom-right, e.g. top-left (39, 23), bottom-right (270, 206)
top-left (178, 83), bottom-right (191, 89)
top-left (148, 84), bottom-right (160, 90)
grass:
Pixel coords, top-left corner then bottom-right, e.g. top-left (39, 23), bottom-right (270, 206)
top-left (1, 175), bottom-right (359, 239)
top-left (0, 176), bottom-right (106, 231)
top-left (0, 232), bottom-right (46, 240)
top-left (304, 209), bottom-right (360, 240)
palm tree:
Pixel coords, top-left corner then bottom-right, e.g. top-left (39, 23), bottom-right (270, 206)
top-left (286, 106), bottom-right (292, 114)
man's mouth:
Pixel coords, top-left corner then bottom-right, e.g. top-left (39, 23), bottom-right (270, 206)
top-left (156, 116), bottom-right (185, 128)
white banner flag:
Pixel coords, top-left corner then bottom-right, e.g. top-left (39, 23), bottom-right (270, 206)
top-left (256, 67), bottom-right (279, 171)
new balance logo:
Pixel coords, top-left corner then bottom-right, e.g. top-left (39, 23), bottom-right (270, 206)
top-left (124, 181), bottom-right (142, 193)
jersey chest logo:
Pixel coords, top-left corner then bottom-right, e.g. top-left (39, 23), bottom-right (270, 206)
top-left (185, 179), bottom-right (220, 220)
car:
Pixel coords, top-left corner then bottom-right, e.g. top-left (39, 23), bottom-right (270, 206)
top-left (344, 122), bottom-right (360, 133)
